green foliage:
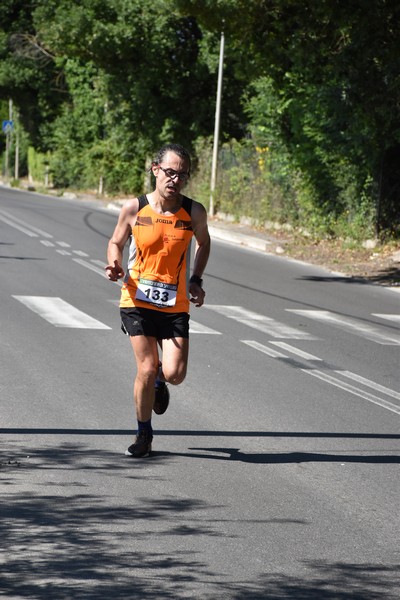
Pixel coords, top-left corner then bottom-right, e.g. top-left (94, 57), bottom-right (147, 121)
top-left (1, 0), bottom-right (399, 237)
top-left (176, 0), bottom-right (400, 237)
top-left (185, 136), bottom-right (213, 211)
top-left (27, 146), bottom-right (50, 183)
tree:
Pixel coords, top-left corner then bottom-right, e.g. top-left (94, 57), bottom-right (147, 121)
top-left (175, 0), bottom-right (400, 235)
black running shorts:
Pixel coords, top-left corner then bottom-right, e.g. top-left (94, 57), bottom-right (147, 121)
top-left (120, 307), bottom-right (190, 339)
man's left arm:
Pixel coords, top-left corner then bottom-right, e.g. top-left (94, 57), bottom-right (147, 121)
top-left (189, 202), bottom-right (211, 307)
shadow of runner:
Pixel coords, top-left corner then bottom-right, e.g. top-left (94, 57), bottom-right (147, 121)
top-left (1, 428), bottom-right (399, 439)
top-left (155, 448), bottom-right (400, 464)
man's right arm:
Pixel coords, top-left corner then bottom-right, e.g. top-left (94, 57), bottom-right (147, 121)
top-left (105, 198), bottom-right (138, 281)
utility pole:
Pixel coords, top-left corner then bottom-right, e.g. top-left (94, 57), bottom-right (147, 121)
top-left (5, 99), bottom-right (13, 179)
top-left (209, 28), bottom-right (225, 217)
top-left (14, 103), bottom-right (19, 181)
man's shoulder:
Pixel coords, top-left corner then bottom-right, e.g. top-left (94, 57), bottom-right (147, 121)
top-left (121, 196), bottom-right (141, 214)
top-left (189, 198), bottom-right (207, 219)
top-left (182, 195), bottom-right (206, 212)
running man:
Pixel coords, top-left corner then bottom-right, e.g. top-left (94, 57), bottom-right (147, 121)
top-left (105, 143), bottom-right (211, 457)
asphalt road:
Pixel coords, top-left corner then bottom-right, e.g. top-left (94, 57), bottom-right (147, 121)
top-left (1, 187), bottom-right (399, 599)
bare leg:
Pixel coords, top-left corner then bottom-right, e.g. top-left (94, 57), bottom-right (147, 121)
top-left (130, 335), bottom-right (159, 422)
top-left (160, 337), bottom-right (189, 385)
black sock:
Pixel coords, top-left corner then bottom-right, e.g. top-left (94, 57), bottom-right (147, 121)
top-left (137, 419), bottom-right (152, 434)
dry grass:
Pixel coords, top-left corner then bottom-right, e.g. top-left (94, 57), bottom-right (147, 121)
top-left (281, 234), bottom-right (400, 287)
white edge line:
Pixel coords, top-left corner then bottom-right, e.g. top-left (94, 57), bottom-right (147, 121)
top-left (0, 214), bottom-right (38, 237)
top-left (0, 210), bottom-right (53, 238)
top-left (241, 340), bottom-right (287, 358)
top-left (338, 370), bottom-right (400, 401)
top-left (303, 369), bottom-right (400, 415)
top-left (270, 341), bottom-right (322, 361)
top-left (72, 257), bottom-right (122, 285)
top-left (72, 258), bottom-right (105, 275)
top-left (372, 313), bottom-right (400, 322)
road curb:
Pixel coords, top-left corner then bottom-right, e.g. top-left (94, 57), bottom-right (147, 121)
top-left (208, 225), bottom-right (272, 252)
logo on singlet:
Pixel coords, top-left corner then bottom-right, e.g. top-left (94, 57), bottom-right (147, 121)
top-left (156, 218), bottom-right (173, 224)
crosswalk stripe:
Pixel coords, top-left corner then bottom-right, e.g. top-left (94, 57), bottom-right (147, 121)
top-left (13, 296), bottom-right (111, 329)
top-left (287, 309), bottom-right (400, 345)
top-left (190, 320), bottom-right (221, 334)
top-left (106, 304), bottom-right (221, 334)
top-left (206, 305), bottom-right (316, 339)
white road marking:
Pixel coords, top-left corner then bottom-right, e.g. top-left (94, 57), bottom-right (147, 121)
top-left (241, 340), bottom-right (288, 358)
top-left (372, 314), bottom-right (400, 323)
top-left (242, 337), bottom-right (399, 416)
top-left (270, 341), bottom-right (322, 361)
top-left (0, 209), bottom-right (53, 238)
top-left (72, 250), bottom-right (89, 257)
top-left (0, 213), bottom-right (38, 237)
top-left (57, 241), bottom-right (71, 248)
top-left (189, 321), bottom-right (221, 334)
top-left (72, 257), bottom-right (109, 278)
top-left (40, 240), bottom-right (55, 247)
top-left (107, 302), bottom-right (222, 334)
top-left (303, 369), bottom-right (400, 415)
top-left (206, 305), bottom-right (316, 339)
top-left (91, 259), bottom-right (106, 266)
top-left (338, 370), bottom-right (400, 401)
top-left (56, 249), bottom-right (72, 256)
top-left (13, 296), bottom-right (111, 329)
top-left (288, 309), bottom-right (400, 345)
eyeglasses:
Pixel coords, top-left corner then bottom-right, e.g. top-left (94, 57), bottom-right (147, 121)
top-left (158, 165), bottom-right (190, 182)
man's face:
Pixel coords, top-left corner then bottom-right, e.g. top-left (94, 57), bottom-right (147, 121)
top-left (153, 151), bottom-right (190, 200)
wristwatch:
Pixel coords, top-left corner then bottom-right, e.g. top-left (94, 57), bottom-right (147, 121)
top-left (189, 274), bottom-right (203, 287)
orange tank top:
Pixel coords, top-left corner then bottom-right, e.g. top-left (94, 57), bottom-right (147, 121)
top-left (119, 195), bottom-right (194, 312)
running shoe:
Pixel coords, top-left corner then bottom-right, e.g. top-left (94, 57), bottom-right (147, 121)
top-left (125, 431), bottom-right (153, 458)
top-left (153, 382), bottom-right (170, 415)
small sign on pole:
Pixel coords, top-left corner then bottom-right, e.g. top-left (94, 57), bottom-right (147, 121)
top-left (2, 120), bottom-right (14, 134)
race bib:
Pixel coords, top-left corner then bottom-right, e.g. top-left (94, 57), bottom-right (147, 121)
top-left (135, 278), bottom-right (177, 308)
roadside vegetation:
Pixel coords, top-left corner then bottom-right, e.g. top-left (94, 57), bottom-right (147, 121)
top-left (1, 0), bottom-right (400, 247)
